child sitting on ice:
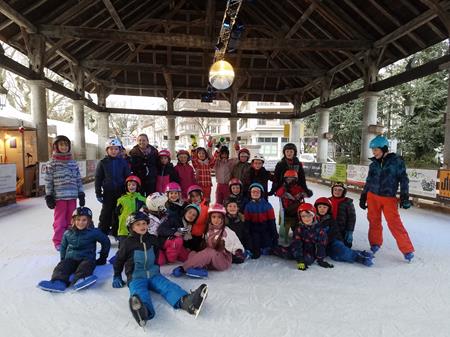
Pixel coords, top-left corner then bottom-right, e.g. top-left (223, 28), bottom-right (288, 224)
top-left (165, 182), bottom-right (185, 218)
top-left (314, 198), bottom-right (373, 267)
top-left (157, 203), bottom-right (200, 264)
top-left (171, 203), bottom-right (244, 278)
top-left (185, 185), bottom-right (209, 251)
top-left (155, 149), bottom-right (179, 193)
top-left (224, 199), bottom-right (250, 263)
top-left (244, 183), bottom-right (278, 259)
top-left (273, 203), bottom-right (333, 271)
top-left (329, 182), bottom-right (356, 248)
top-left (112, 211), bottom-right (207, 326)
top-left (174, 150), bottom-right (196, 200)
top-left (37, 207), bottom-right (110, 292)
top-left (116, 175), bottom-right (147, 243)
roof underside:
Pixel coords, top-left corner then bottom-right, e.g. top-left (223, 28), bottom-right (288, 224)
top-left (0, 0), bottom-right (448, 104)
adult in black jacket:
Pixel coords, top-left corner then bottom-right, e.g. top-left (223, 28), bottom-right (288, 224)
top-left (129, 134), bottom-right (159, 196)
top-left (270, 143), bottom-right (312, 198)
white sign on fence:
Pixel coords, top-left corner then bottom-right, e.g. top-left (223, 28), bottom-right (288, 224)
top-left (406, 168), bottom-right (437, 198)
top-left (77, 161), bottom-right (87, 178)
top-left (38, 162), bottom-right (50, 186)
top-left (347, 165), bottom-right (369, 187)
top-left (321, 163), bottom-right (336, 180)
top-left (0, 164), bottom-right (17, 193)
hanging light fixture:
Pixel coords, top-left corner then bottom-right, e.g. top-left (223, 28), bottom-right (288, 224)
top-left (209, 59), bottom-right (235, 90)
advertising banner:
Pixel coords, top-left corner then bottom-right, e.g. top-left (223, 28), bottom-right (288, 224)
top-left (406, 168), bottom-right (437, 198)
top-left (321, 163), bottom-right (347, 182)
top-left (0, 164), bottom-right (16, 193)
top-left (438, 169), bottom-right (450, 199)
top-left (346, 165), bottom-right (369, 187)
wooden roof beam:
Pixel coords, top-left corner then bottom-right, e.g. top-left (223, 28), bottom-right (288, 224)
top-left (419, 0), bottom-right (450, 35)
top-left (38, 25), bottom-right (372, 51)
top-left (0, 0), bottom-right (37, 33)
top-left (102, 0), bottom-right (135, 51)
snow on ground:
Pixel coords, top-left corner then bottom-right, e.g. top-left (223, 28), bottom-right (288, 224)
top-left (1, 182), bottom-right (450, 337)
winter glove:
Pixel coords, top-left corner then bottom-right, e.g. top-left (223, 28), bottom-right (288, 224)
top-left (305, 189), bottom-right (313, 198)
top-left (344, 231), bottom-right (353, 248)
top-left (232, 249), bottom-right (246, 264)
top-left (112, 276), bottom-right (125, 288)
top-left (45, 195), bottom-right (56, 209)
top-left (96, 195), bottom-right (103, 204)
top-left (317, 260), bottom-right (334, 268)
top-left (400, 193), bottom-right (411, 209)
top-left (244, 249), bottom-right (253, 259)
top-left (78, 192), bottom-right (85, 207)
top-left (297, 262), bottom-right (308, 271)
top-left (96, 256), bottom-right (107, 266)
top-left (359, 192), bottom-right (367, 210)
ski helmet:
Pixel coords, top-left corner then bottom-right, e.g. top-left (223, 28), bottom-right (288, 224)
top-left (238, 148), bottom-right (250, 159)
top-left (146, 192), bottom-right (168, 213)
top-left (105, 138), bottom-right (122, 149)
top-left (158, 149), bottom-right (171, 158)
top-left (229, 178), bottom-right (243, 188)
top-left (125, 175), bottom-right (141, 188)
top-left (283, 169), bottom-right (298, 179)
top-left (196, 147), bottom-right (209, 158)
top-left (165, 182), bottom-right (182, 193)
top-left (184, 203), bottom-right (201, 222)
top-left (251, 153), bottom-right (265, 163)
top-left (208, 203), bottom-right (226, 215)
top-left (177, 149), bottom-right (190, 159)
top-left (297, 203), bottom-right (316, 219)
top-left (283, 143), bottom-right (297, 157)
top-left (249, 182), bottom-right (265, 193)
top-left (187, 184), bottom-right (203, 196)
top-left (53, 135), bottom-right (71, 153)
top-left (314, 197), bottom-right (332, 214)
top-left (369, 135), bottom-right (389, 150)
top-left (331, 182), bottom-right (347, 197)
top-left (126, 211), bottom-right (150, 232)
top-left (72, 206), bottom-right (93, 219)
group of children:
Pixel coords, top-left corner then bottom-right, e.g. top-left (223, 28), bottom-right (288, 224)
top-left (40, 134), bottom-right (414, 327)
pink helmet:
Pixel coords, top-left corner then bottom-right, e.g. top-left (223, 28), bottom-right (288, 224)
top-left (165, 182), bottom-right (182, 193)
top-left (177, 149), bottom-right (190, 158)
top-left (187, 184), bottom-right (203, 196)
top-left (238, 148), bottom-right (250, 158)
top-left (159, 149), bottom-right (171, 158)
top-left (208, 203), bottom-right (226, 215)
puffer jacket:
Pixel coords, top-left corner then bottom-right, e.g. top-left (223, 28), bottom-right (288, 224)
top-left (113, 232), bottom-right (160, 283)
top-left (116, 192), bottom-right (147, 236)
top-left (60, 226), bottom-right (110, 261)
top-left (95, 156), bottom-right (130, 196)
top-left (363, 153), bottom-right (409, 197)
top-left (45, 153), bottom-right (83, 200)
top-left (129, 144), bottom-right (159, 193)
top-left (271, 157), bottom-right (309, 194)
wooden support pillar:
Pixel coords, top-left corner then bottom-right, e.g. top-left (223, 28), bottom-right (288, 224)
top-left (317, 79), bottom-right (332, 163)
top-left (444, 64), bottom-right (450, 168)
top-left (72, 66), bottom-right (86, 159)
top-left (230, 91), bottom-right (238, 158)
top-left (290, 95), bottom-right (302, 153)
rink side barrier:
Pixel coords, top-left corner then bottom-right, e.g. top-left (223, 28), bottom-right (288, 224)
top-left (264, 160), bottom-right (450, 212)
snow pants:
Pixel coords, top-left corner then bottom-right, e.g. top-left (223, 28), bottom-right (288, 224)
top-left (183, 248), bottom-right (232, 271)
top-left (249, 224), bottom-right (278, 259)
top-left (98, 190), bottom-right (121, 236)
top-left (215, 183), bottom-right (230, 205)
top-left (128, 274), bottom-right (187, 319)
top-left (327, 240), bottom-right (357, 263)
top-left (53, 199), bottom-right (77, 248)
top-left (367, 192), bottom-right (414, 254)
top-left (51, 258), bottom-right (96, 285)
top-left (157, 237), bottom-right (190, 265)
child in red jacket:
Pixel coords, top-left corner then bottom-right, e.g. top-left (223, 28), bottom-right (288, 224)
top-left (185, 185), bottom-right (209, 251)
top-left (191, 145), bottom-right (215, 203)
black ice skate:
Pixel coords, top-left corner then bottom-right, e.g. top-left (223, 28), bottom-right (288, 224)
top-left (180, 284), bottom-right (208, 318)
top-left (129, 295), bottom-right (149, 327)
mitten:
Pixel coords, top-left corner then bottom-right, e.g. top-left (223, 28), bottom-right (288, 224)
top-left (305, 189), bottom-right (313, 198)
top-left (359, 192), bottom-right (367, 210)
top-left (317, 260), bottom-right (334, 268)
top-left (400, 193), bottom-right (411, 209)
top-left (297, 262), bottom-right (308, 271)
top-left (344, 231), bottom-right (353, 248)
top-left (45, 195), bottom-right (56, 209)
top-left (78, 192), bottom-right (85, 207)
top-left (112, 276), bottom-right (125, 288)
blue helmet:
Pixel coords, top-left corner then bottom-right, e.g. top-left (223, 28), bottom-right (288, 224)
top-left (369, 136), bottom-right (389, 149)
top-left (249, 182), bottom-right (265, 193)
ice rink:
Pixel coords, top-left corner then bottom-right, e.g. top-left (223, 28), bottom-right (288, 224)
top-left (1, 182), bottom-right (449, 337)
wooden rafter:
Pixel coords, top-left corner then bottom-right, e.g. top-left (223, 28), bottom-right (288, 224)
top-left (102, 0), bottom-right (135, 51)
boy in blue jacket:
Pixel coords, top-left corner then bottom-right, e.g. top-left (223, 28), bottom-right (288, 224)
top-left (95, 138), bottom-right (130, 237)
top-left (112, 211), bottom-right (208, 326)
top-left (37, 207), bottom-right (110, 292)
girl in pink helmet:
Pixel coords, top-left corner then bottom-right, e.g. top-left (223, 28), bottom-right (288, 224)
top-left (155, 149), bottom-right (179, 193)
top-left (171, 203), bottom-right (245, 278)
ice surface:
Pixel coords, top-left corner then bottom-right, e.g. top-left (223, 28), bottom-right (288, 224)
top-left (1, 182), bottom-right (450, 337)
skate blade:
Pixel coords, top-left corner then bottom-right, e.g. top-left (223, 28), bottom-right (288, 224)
top-left (73, 277), bottom-right (97, 291)
top-left (37, 285), bottom-right (65, 293)
top-left (194, 286), bottom-right (208, 319)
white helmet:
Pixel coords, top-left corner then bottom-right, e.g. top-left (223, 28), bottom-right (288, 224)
top-left (105, 138), bottom-right (122, 149)
top-left (146, 192), bottom-right (168, 213)
top-left (251, 153), bottom-right (265, 163)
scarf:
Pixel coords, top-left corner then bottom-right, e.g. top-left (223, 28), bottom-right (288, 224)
top-left (52, 151), bottom-right (73, 161)
top-left (329, 196), bottom-right (345, 220)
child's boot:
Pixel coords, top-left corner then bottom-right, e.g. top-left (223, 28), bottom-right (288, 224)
top-left (370, 245), bottom-right (380, 254)
top-left (404, 252), bottom-right (414, 263)
top-left (37, 280), bottom-right (67, 293)
top-left (180, 284), bottom-right (208, 317)
top-left (355, 251), bottom-right (374, 267)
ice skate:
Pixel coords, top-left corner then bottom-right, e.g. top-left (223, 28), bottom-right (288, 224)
top-left (129, 295), bottom-right (149, 327)
top-left (37, 280), bottom-right (67, 293)
top-left (180, 284), bottom-right (208, 318)
top-left (185, 267), bottom-right (208, 279)
top-left (404, 252), bottom-right (414, 263)
top-left (72, 275), bottom-right (98, 291)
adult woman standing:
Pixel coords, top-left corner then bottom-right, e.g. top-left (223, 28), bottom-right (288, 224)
top-left (129, 134), bottom-right (159, 196)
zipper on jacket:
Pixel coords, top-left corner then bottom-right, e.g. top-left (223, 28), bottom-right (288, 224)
top-left (140, 235), bottom-right (150, 278)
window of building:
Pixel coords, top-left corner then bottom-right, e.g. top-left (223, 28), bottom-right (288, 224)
top-left (257, 137), bottom-right (278, 143)
top-left (257, 119), bottom-right (266, 125)
top-left (281, 137), bottom-right (289, 143)
top-left (260, 144), bottom-right (278, 156)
